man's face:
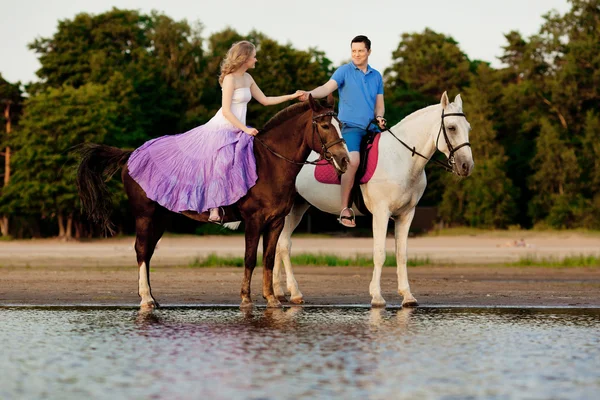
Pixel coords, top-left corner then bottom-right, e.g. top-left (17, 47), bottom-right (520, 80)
top-left (351, 42), bottom-right (370, 66)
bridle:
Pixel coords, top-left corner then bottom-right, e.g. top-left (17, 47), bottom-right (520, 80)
top-left (254, 110), bottom-right (346, 166)
top-left (436, 109), bottom-right (471, 166)
top-left (384, 109), bottom-right (471, 172)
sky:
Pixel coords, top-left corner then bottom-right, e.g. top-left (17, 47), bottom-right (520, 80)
top-left (1, 0), bottom-right (571, 85)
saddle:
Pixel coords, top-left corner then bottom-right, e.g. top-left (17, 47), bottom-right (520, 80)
top-left (314, 130), bottom-right (381, 216)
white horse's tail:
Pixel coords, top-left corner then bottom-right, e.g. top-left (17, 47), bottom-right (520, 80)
top-left (223, 221), bottom-right (242, 230)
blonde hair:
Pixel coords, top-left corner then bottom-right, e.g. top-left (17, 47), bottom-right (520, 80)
top-left (219, 41), bottom-right (256, 86)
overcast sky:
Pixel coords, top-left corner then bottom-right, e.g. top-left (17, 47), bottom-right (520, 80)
top-left (1, 0), bottom-right (571, 85)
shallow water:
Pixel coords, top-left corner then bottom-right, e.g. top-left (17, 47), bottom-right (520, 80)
top-left (1, 306), bottom-right (599, 399)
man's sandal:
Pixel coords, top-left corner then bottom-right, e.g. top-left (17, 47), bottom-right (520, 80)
top-left (337, 207), bottom-right (356, 228)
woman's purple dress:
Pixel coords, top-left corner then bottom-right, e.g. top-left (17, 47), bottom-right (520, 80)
top-left (127, 88), bottom-right (257, 213)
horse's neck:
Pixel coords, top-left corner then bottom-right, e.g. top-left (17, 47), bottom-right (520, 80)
top-left (386, 105), bottom-right (440, 175)
top-left (255, 113), bottom-right (311, 176)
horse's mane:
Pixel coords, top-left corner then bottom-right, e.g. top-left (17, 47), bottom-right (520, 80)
top-left (261, 102), bottom-right (312, 133)
top-left (397, 104), bottom-right (440, 125)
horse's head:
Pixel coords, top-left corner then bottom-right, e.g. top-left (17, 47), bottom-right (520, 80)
top-left (307, 94), bottom-right (349, 174)
top-left (435, 91), bottom-right (474, 177)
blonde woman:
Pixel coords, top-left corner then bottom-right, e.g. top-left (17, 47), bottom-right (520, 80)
top-left (127, 41), bottom-right (301, 222)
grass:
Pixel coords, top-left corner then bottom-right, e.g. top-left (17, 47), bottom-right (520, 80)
top-left (188, 253), bottom-right (433, 268)
top-left (188, 252), bottom-right (600, 268)
top-left (425, 227), bottom-right (600, 238)
top-left (507, 255), bottom-right (600, 267)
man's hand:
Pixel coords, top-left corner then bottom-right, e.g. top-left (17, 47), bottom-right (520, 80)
top-left (376, 116), bottom-right (387, 129)
top-left (298, 91), bottom-right (310, 101)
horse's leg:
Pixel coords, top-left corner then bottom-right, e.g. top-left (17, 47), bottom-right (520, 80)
top-left (370, 207), bottom-right (391, 307)
top-left (240, 218), bottom-right (261, 308)
top-left (395, 209), bottom-right (418, 307)
top-left (274, 200), bottom-right (311, 304)
top-left (134, 210), bottom-right (166, 309)
top-left (262, 218), bottom-right (286, 308)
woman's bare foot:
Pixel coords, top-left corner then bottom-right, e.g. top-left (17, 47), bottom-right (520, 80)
top-left (208, 208), bottom-right (221, 223)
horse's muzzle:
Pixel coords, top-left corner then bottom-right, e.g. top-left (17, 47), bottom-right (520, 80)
top-left (455, 157), bottom-right (474, 177)
top-left (335, 155), bottom-right (349, 174)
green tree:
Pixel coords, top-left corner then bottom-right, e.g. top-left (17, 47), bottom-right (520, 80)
top-left (384, 29), bottom-right (475, 207)
top-left (539, 0), bottom-right (600, 134)
top-left (528, 119), bottom-right (582, 228)
top-left (579, 111), bottom-right (600, 227)
top-left (385, 29), bottom-right (473, 102)
top-left (0, 84), bottom-right (119, 238)
top-left (439, 64), bottom-right (518, 228)
top-left (28, 8), bottom-right (206, 145)
top-left (0, 74), bottom-right (24, 237)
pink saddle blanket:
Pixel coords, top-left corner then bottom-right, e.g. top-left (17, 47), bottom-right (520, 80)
top-left (314, 133), bottom-right (381, 185)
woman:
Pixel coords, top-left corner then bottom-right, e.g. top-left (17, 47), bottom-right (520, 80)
top-left (127, 41), bottom-right (301, 222)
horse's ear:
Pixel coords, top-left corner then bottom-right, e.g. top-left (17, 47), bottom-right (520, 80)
top-left (454, 94), bottom-right (463, 110)
top-left (308, 94), bottom-right (318, 111)
top-left (440, 91), bottom-right (449, 109)
top-left (326, 93), bottom-right (335, 108)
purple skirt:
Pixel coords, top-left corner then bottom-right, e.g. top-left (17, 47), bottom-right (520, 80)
top-left (127, 124), bottom-right (257, 213)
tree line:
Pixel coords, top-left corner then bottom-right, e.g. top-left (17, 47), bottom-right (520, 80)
top-left (1, 0), bottom-right (598, 239)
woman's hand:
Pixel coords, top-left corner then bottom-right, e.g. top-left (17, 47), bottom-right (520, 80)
top-left (244, 127), bottom-right (259, 136)
top-left (290, 90), bottom-right (304, 101)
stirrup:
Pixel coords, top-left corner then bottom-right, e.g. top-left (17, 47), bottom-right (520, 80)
top-left (337, 207), bottom-right (356, 228)
top-left (208, 207), bottom-right (225, 225)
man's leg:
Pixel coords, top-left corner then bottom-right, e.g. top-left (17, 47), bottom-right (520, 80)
top-left (339, 151), bottom-right (359, 227)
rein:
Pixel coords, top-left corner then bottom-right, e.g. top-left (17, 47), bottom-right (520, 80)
top-left (379, 110), bottom-right (470, 173)
top-left (254, 110), bottom-right (345, 166)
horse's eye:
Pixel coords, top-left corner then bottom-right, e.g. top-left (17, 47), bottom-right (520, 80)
top-left (320, 124), bottom-right (330, 129)
top-left (448, 126), bottom-right (456, 131)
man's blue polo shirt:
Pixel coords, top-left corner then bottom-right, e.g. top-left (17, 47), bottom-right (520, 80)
top-left (331, 62), bottom-right (384, 129)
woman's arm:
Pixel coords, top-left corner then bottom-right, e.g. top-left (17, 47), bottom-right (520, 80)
top-left (221, 75), bottom-right (257, 135)
top-left (249, 75), bottom-right (302, 106)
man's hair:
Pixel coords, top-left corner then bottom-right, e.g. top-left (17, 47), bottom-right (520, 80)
top-left (351, 35), bottom-right (371, 51)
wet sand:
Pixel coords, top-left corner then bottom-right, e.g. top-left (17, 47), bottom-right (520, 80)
top-left (1, 234), bottom-right (599, 307)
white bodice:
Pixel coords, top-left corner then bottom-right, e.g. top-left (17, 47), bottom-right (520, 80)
top-left (206, 87), bottom-right (252, 128)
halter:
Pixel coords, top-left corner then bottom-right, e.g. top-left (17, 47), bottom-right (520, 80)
top-left (254, 110), bottom-right (346, 166)
top-left (384, 110), bottom-right (471, 172)
top-left (311, 111), bottom-right (346, 162)
top-left (435, 109), bottom-right (471, 166)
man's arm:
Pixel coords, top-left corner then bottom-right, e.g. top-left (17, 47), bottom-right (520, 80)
top-left (299, 80), bottom-right (338, 101)
top-left (374, 94), bottom-right (386, 129)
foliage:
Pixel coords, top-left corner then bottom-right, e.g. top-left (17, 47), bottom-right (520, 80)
top-left (1, 1), bottom-right (600, 236)
top-left (0, 84), bottom-right (120, 235)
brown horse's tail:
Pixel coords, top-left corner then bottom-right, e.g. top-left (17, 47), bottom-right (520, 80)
top-left (75, 143), bottom-right (132, 235)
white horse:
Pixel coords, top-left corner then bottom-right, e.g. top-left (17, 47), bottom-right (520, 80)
top-left (273, 92), bottom-right (474, 307)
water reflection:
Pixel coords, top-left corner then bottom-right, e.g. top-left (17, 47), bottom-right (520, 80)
top-left (368, 307), bottom-right (414, 329)
top-left (1, 306), bottom-right (599, 399)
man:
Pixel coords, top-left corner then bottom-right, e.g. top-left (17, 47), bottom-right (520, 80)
top-left (299, 35), bottom-right (386, 227)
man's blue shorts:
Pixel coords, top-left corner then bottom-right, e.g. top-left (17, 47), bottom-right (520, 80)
top-left (341, 126), bottom-right (367, 152)
top-left (342, 125), bottom-right (380, 152)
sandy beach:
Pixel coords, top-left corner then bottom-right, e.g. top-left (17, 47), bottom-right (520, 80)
top-left (1, 233), bottom-right (599, 307)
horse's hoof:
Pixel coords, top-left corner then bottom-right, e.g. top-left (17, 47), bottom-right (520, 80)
top-left (240, 298), bottom-right (254, 309)
top-left (371, 297), bottom-right (387, 308)
top-left (266, 298), bottom-right (282, 308)
top-left (402, 299), bottom-right (419, 308)
top-left (276, 295), bottom-right (288, 302)
top-left (290, 296), bottom-right (304, 305)
top-left (140, 300), bottom-right (159, 309)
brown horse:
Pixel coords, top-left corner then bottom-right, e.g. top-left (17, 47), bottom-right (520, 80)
top-left (76, 95), bottom-right (349, 309)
